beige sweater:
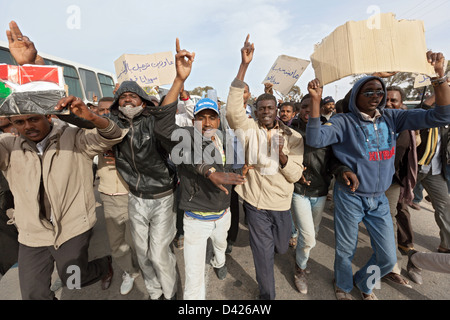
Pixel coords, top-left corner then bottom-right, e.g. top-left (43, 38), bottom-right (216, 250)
top-left (226, 79), bottom-right (304, 211)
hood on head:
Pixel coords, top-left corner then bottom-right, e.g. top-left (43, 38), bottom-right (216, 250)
top-left (110, 81), bottom-right (159, 112)
top-left (348, 76), bottom-right (387, 116)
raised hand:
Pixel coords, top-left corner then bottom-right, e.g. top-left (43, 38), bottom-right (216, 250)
top-left (426, 51), bottom-right (446, 78)
top-left (175, 38), bottom-right (195, 82)
top-left (307, 79), bottom-right (323, 102)
top-left (241, 34), bottom-right (255, 65)
top-left (6, 21), bottom-right (43, 65)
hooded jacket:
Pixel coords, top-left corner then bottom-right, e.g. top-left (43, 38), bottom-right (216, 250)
top-left (108, 81), bottom-right (177, 199)
top-left (306, 76), bottom-right (450, 197)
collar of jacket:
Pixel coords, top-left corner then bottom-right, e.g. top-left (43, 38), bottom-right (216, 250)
top-left (257, 119), bottom-right (293, 136)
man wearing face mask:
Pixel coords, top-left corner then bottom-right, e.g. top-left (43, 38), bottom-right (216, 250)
top-left (106, 39), bottom-right (195, 300)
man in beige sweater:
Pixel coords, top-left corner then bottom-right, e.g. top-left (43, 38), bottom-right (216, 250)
top-left (226, 35), bottom-right (304, 300)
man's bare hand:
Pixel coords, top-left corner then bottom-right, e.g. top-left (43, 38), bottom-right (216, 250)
top-left (342, 171), bottom-right (359, 192)
top-left (175, 38), bottom-right (195, 82)
top-left (241, 34), bottom-right (254, 65)
top-left (208, 172), bottom-right (246, 195)
top-left (6, 21), bottom-right (43, 65)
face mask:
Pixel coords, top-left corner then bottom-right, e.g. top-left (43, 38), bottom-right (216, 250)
top-left (119, 104), bottom-right (144, 119)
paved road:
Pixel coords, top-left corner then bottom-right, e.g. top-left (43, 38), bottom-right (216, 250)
top-left (1, 182), bottom-right (449, 302)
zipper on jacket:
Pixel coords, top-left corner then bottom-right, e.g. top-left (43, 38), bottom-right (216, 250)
top-left (129, 119), bottom-right (141, 192)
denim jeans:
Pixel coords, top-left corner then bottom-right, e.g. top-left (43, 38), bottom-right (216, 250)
top-left (291, 193), bottom-right (327, 270)
top-left (183, 209), bottom-right (231, 300)
top-left (333, 183), bottom-right (397, 294)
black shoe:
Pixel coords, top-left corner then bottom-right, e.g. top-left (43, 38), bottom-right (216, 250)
top-left (214, 265), bottom-right (227, 280)
top-left (225, 243), bottom-right (233, 254)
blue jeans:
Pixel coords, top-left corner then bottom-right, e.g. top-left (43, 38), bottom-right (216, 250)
top-left (333, 183), bottom-right (396, 294)
top-left (291, 193), bottom-right (327, 269)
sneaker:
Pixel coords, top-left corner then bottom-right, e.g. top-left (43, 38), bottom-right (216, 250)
top-left (225, 242), bottom-right (233, 254)
top-left (214, 265), bottom-right (227, 280)
top-left (120, 272), bottom-right (135, 295)
top-left (294, 266), bottom-right (307, 294)
top-left (406, 250), bottom-right (423, 285)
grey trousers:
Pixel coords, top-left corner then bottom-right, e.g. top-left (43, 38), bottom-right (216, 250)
top-left (18, 229), bottom-right (109, 300)
top-left (101, 193), bottom-right (139, 277)
top-left (411, 252), bottom-right (450, 273)
top-left (385, 183), bottom-right (403, 273)
top-left (244, 201), bottom-right (291, 300)
top-left (128, 192), bottom-right (177, 299)
top-left (417, 172), bottom-right (450, 249)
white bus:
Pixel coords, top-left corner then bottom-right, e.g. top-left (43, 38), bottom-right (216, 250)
top-left (0, 40), bottom-right (117, 103)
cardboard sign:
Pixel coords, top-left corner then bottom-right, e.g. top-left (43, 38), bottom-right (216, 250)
top-left (310, 13), bottom-right (437, 86)
top-left (114, 52), bottom-right (176, 87)
top-left (262, 55), bottom-right (310, 95)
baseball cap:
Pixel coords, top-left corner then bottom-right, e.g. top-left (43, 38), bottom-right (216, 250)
top-left (193, 98), bottom-right (219, 116)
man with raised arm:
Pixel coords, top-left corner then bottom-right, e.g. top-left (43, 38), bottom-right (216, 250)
top-left (225, 35), bottom-right (304, 300)
top-left (1, 21), bottom-right (127, 300)
top-left (306, 51), bottom-right (450, 300)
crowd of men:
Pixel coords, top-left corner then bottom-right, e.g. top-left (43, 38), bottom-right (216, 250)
top-left (0, 22), bottom-right (449, 301)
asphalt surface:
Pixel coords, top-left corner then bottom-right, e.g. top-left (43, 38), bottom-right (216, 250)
top-left (1, 181), bottom-right (449, 303)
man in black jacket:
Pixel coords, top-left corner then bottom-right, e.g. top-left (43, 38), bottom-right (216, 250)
top-left (151, 96), bottom-right (246, 299)
top-left (107, 39), bottom-right (195, 300)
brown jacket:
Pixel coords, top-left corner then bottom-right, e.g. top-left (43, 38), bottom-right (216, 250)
top-left (0, 119), bottom-right (127, 248)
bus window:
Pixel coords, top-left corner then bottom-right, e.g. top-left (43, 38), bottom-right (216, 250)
top-left (44, 59), bottom-right (83, 99)
top-left (79, 68), bottom-right (101, 101)
top-left (0, 48), bottom-right (16, 65)
top-left (98, 73), bottom-right (115, 98)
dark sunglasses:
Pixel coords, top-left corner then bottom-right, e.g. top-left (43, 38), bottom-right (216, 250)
top-left (361, 90), bottom-right (385, 98)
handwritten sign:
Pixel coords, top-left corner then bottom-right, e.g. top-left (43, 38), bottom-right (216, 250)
top-left (262, 55), bottom-right (310, 95)
top-left (114, 52), bottom-right (176, 87)
top-left (310, 13), bottom-right (437, 86)
top-left (414, 60), bottom-right (448, 88)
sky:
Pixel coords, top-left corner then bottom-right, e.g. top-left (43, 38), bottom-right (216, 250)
top-left (1, 0), bottom-right (449, 102)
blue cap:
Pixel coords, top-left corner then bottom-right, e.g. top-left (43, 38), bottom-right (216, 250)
top-left (193, 98), bottom-right (219, 116)
top-left (321, 96), bottom-right (335, 105)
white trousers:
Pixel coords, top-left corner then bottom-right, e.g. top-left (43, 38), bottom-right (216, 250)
top-left (183, 209), bottom-right (231, 300)
top-left (128, 193), bottom-right (177, 299)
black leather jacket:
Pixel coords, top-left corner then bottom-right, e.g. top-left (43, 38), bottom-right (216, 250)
top-left (291, 118), bottom-right (350, 197)
top-left (150, 102), bottom-right (243, 212)
top-left (108, 82), bottom-right (177, 199)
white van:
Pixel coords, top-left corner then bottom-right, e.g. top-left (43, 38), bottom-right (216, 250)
top-left (0, 40), bottom-right (116, 103)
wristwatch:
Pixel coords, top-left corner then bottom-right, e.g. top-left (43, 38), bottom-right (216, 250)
top-left (431, 76), bottom-right (448, 87)
top-left (205, 167), bottom-right (216, 179)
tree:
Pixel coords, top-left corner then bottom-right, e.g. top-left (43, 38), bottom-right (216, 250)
top-left (190, 86), bottom-right (214, 97)
top-left (273, 85), bottom-right (303, 102)
top-left (350, 62), bottom-right (450, 100)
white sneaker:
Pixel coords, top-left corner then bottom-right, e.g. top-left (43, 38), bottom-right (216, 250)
top-left (120, 272), bottom-right (135, 295)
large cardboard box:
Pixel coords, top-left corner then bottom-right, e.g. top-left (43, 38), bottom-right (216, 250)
top-left (310, 13), bottom-right (437, 86)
